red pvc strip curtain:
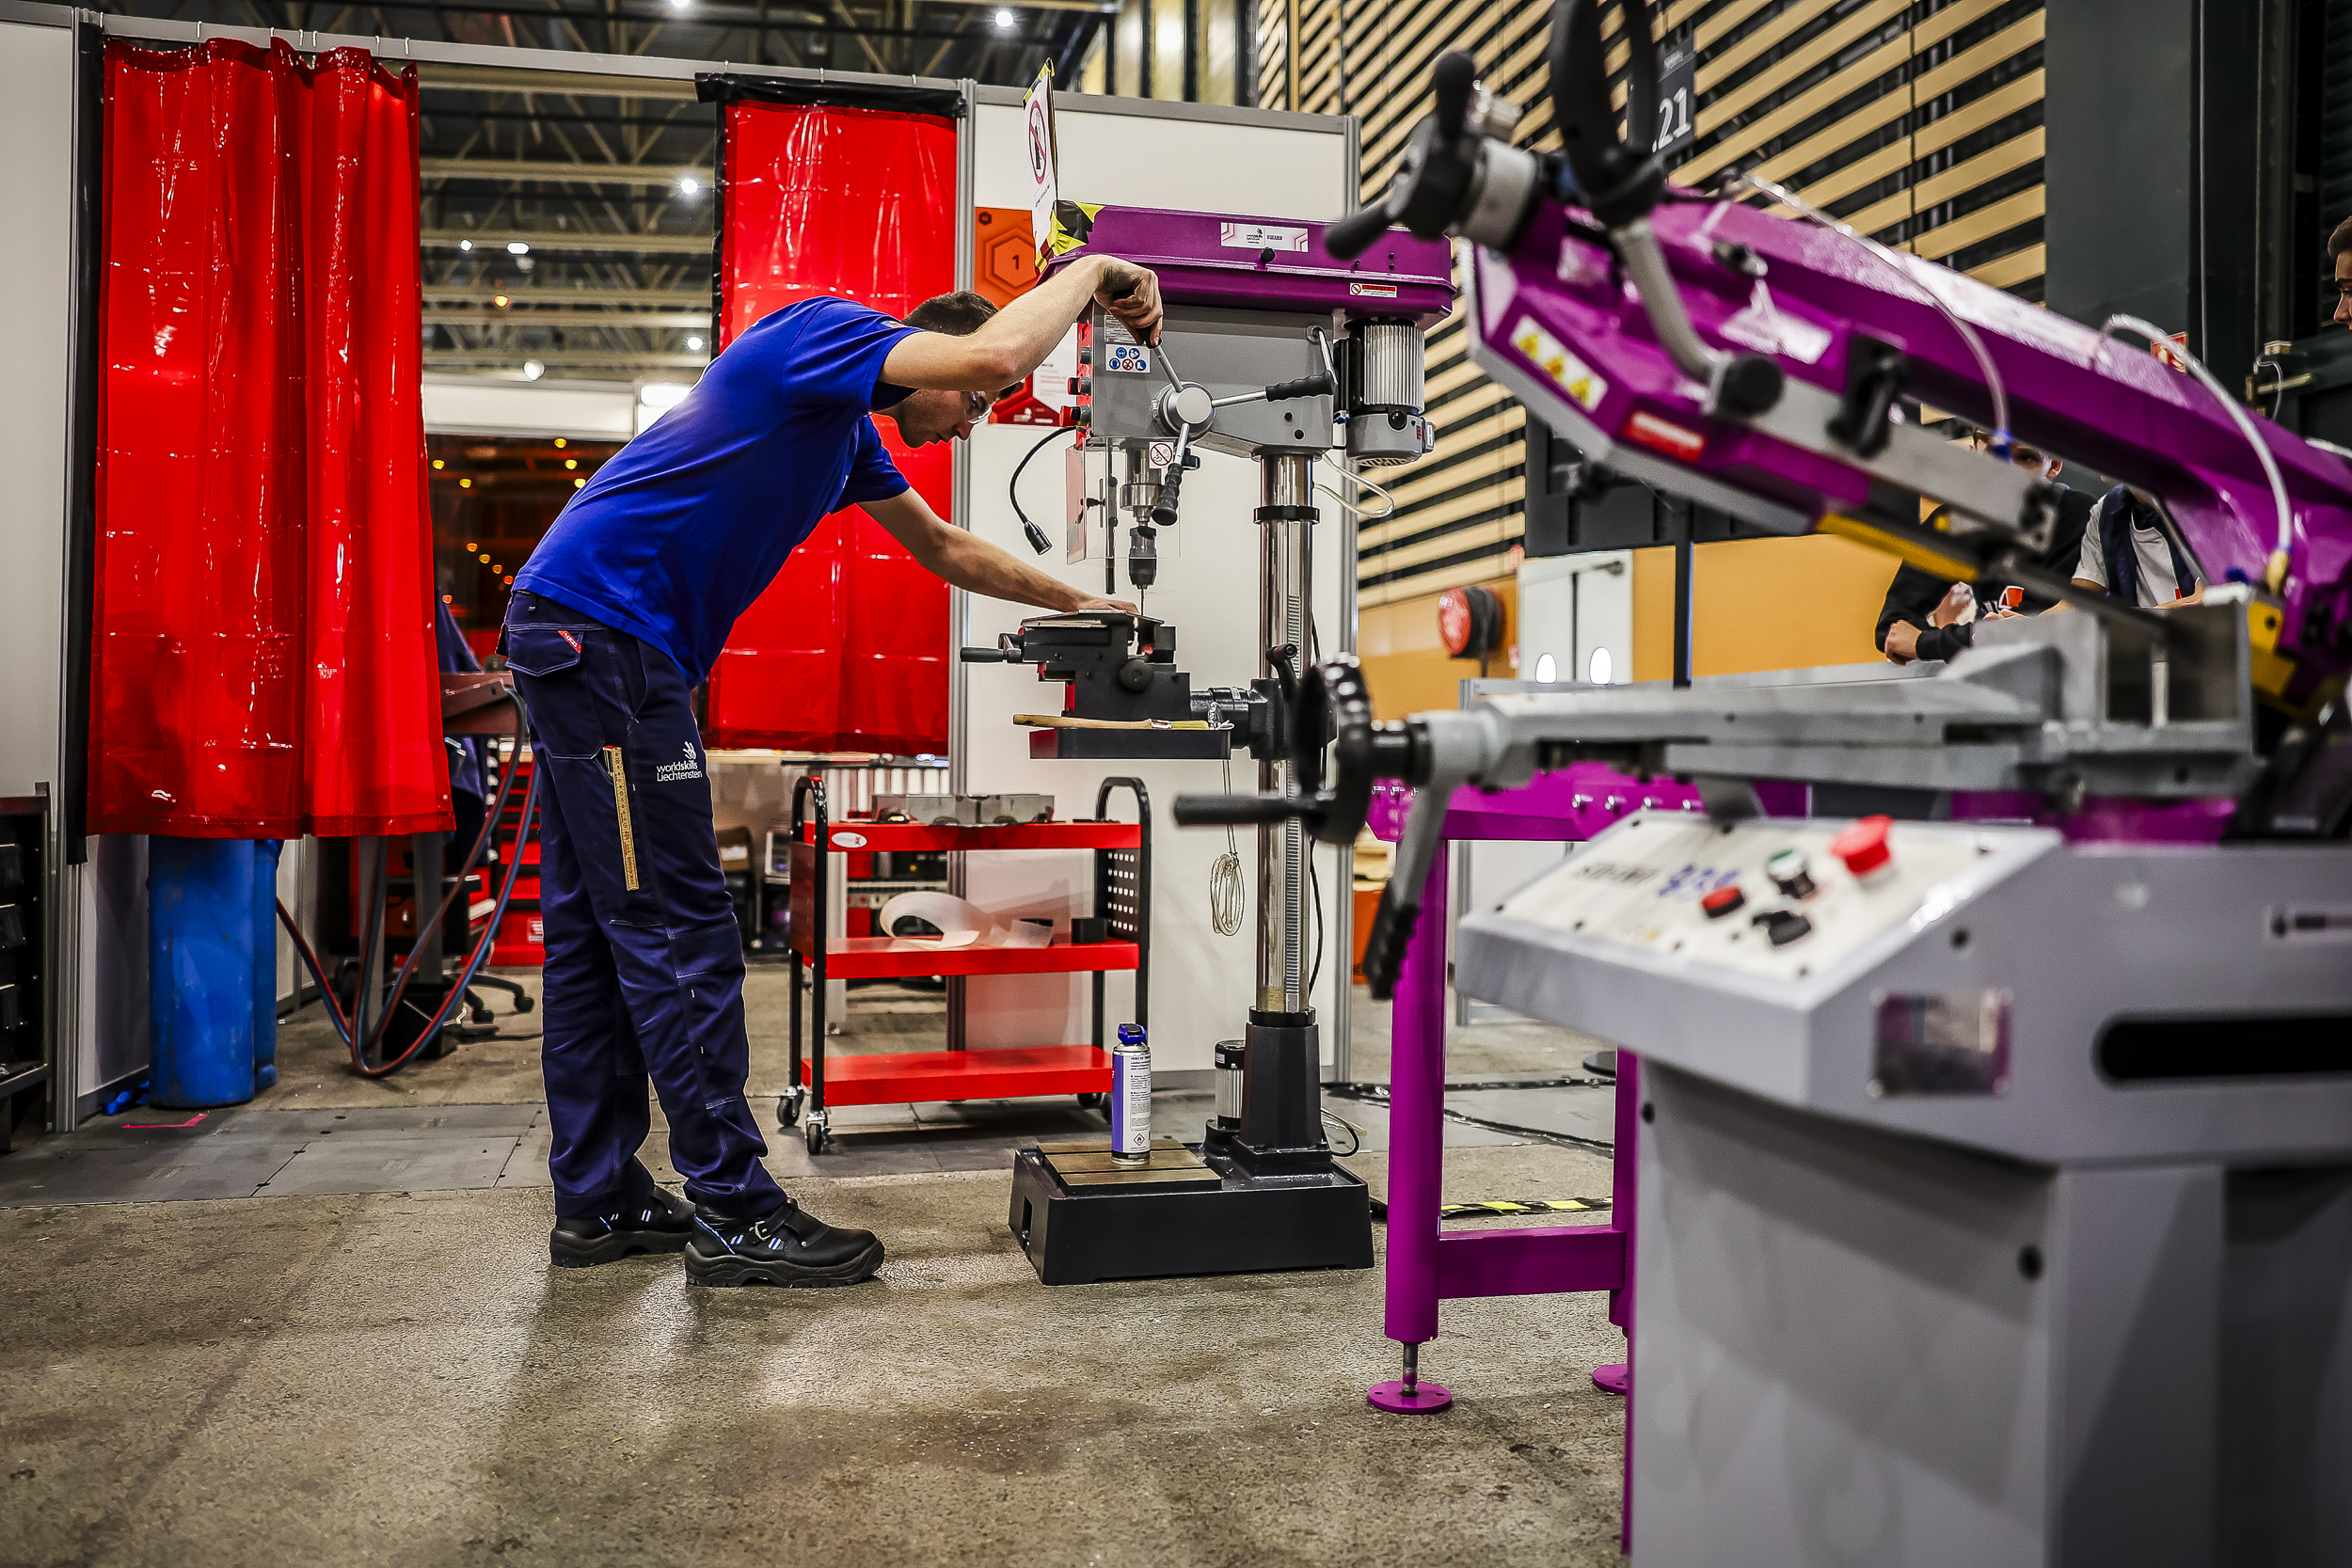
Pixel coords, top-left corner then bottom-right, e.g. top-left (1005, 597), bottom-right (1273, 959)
top-left (92, 40), bottom-right (449, 838)
top-left (707, 103), bottom-right (956, 754)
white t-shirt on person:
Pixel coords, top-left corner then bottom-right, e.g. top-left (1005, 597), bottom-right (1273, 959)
top-left (2074, 516), bottom-right (2196, 606)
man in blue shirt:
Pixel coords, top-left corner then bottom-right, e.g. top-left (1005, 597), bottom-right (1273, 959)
top-left (503, 255), bottom-right (1162, 1287)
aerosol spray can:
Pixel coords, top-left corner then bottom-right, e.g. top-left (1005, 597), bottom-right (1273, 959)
top-left (1110, 1022), bottom-right (1152, 1164)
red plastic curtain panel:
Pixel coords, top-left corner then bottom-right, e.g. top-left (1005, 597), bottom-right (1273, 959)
top-left (91, 40), bottom-right (448, 838)
top-left (704, 92), bottom-right (958, 754)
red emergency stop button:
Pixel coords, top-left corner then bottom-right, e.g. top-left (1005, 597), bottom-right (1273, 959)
top-left (1831, 815), bottom-right (1895, 881)
top-left (1700, 884), bottom-right (1745, 919)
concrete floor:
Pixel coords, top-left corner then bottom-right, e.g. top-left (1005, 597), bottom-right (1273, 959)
top-left (1, 970), bottom-right (1633, 1567)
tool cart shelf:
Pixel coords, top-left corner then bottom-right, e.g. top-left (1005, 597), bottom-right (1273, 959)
top-left (781, 776), bottom-right (1151, 1154)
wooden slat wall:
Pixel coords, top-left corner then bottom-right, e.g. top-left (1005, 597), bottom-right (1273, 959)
top-left (1255, 0), bottom-right (2051, 608)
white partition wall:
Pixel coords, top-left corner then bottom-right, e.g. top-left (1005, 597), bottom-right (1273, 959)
top-left (955, 91), bottom-right (1357, 1078)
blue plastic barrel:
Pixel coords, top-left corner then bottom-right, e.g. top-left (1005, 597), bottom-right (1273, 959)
top-left (253, 841), bottom-right (281, 1090)
top-left (149, 837), bottom-right (262, 1109)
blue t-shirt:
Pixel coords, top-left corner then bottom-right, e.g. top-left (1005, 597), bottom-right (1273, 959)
top-left (513, 296), bottom-right (918, 684)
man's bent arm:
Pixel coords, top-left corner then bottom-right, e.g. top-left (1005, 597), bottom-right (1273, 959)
top-left (881, 256), bottom-right (1161, 394)
top-left (863, 489), bottom-right (1133, 614)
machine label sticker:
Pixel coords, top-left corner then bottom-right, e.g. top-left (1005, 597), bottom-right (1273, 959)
top-left (1220, 221), bottom-right (1309, 251)
top-left (1570, 860), bottom-right (1660, 888)
top-left (2266, 904), bottom-right (2352, 942)
top-left (528, 917), bottom-right (544, 943)
top-left (833, 831), bottom-right (867, 848)
top-left (1148, 440), bottom-right (1177, 468)
top-left (1870, 990), bottom-right (2011, 1097)
top-left (1104, 342), bottom-right (1152, 374)
top-left (1350, 281), bottom-right (1400, 298)
top-left (1511, 315), bottom-right (1607, 410)
top-left (653, 741), bottom-right (704, 784)
top-left (1624, 411), bottom-right (1707, 462)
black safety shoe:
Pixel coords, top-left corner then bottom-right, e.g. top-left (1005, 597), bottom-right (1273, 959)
top-left (683, 1198), bottom-right (884, 1288)
top-left (548, 1186), bottom-right (697, 1268)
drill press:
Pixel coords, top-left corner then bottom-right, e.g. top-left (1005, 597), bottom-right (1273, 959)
top-left (999, 205), bottom-right (1454, 1284)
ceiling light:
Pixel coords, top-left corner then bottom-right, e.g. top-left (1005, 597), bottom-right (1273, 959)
top-left (458, 239), bottom-right (473, 252)
top-left (479, 552), bottom-right (491, 562)
top-left (552, 438), bottom-right (565, 449)
top-left (639, 383), bottom-right (692, 410)
top-left (686, 335), bottom-right (705, 351)
top-left (574, 477), bottom-right (586, 488)
top-left (677, 176), bottom-right (701, 197)
top-left (492, 564), bottom-right (503, 574)
top-left (443, 594), bottom-right (453, 604)
top-left (432, 459), bottom-right (444, 470)
top-left (507, 241), bottom-right (530, 255)
top-left (564, 458), bottom-right (578, 470)
top-left (493, 293), bottom-right (510, 308)
top-left (504, 576), bottom-right (516, 585)
top-left (459, 479), bottom-right (471, 489)
top-left (522, 359), bottom-right (546, 380)
top-left (465, 541), bottom-right (476, 550)
top-left (994, 7), bottom-right (1014, 24)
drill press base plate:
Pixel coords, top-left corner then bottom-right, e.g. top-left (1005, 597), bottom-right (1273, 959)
top-left (1008, 1139), bottom-right (1374, 1285)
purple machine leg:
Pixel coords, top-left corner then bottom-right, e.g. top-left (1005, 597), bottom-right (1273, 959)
top-left (1367, 850), bottom-right (1454, 1415)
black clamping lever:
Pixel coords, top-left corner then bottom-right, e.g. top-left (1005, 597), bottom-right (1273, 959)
top-left (1827, 335), bottom-right (1907, 459)
top-left (958, 632), bottom-right (1025, 663)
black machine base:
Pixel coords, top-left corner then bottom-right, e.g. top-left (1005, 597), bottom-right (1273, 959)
top-left (1008, 1140), bottom-right (1373, 1286)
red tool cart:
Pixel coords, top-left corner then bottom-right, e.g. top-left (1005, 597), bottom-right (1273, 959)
top-left (780, 775), bottom-right (1150, 1155)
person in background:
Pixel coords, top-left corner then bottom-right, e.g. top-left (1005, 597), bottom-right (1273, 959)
top-left (1876, 428), bottom-right (2093, 664)
top-left (2068, 484), bottom-right (2204, 607)
top-left (2329, 214), bottom-right (2352, 331)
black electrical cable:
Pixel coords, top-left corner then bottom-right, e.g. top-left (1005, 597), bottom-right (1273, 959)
top-left (1009, 425), bottom-right (1074, 555)
top-left (278, 709), bottom-right (537, 1078)
top-left (1309, 838), bottom-right (1325, 996)
top-left (1323, 1080), bottom-right (1616, 1155)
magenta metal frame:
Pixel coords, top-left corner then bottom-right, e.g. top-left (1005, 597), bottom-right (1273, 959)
top-left (1362, 766), bottom-right (1703, 1552)
top-left (1363, 766), bottom-right (1810, 1553)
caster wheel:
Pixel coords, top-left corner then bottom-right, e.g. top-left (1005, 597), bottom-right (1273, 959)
top-left (776, 1092), bottom-right (802, 1128)
top-left (1075, 1092), bottom-right (1103, 1109)
top-left (516, 994), bottom-right (537, 1014)
top-left (805, 1121), bottom-right (829, 1156)
top-left (469, 1006), bottom-right (494, 1025)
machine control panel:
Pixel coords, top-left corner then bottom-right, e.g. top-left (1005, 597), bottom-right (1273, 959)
top-left (1490, 814), bottom-right (2046, 983)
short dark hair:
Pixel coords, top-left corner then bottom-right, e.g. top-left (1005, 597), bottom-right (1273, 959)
top-left (2329, 216), bottom-right (2352, 261)
top-left (906, 291), bottom-right (998, 335)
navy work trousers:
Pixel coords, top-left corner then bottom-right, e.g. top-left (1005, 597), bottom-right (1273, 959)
top-left (502, 591), bottom-right (786, 1220)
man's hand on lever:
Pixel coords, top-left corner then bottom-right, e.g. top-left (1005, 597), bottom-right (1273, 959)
top-left (881, 255), bottom-right (1165, 395)
top-left (1093, 259), bottom-right (1163, 345)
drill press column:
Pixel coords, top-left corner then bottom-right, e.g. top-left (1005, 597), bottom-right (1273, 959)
top-left (1235, 452), bottom-right (1327, 1172)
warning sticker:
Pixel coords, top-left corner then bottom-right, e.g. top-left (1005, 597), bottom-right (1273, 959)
top-left (1104, 342), bottom-right (1152, 374)
top-left (1148, 440), bottom-right (1177, 468)
top-left (1350, 280), bottom-right (1399, 298)
top-left (1511, 315), bottom-right (1607, 411)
